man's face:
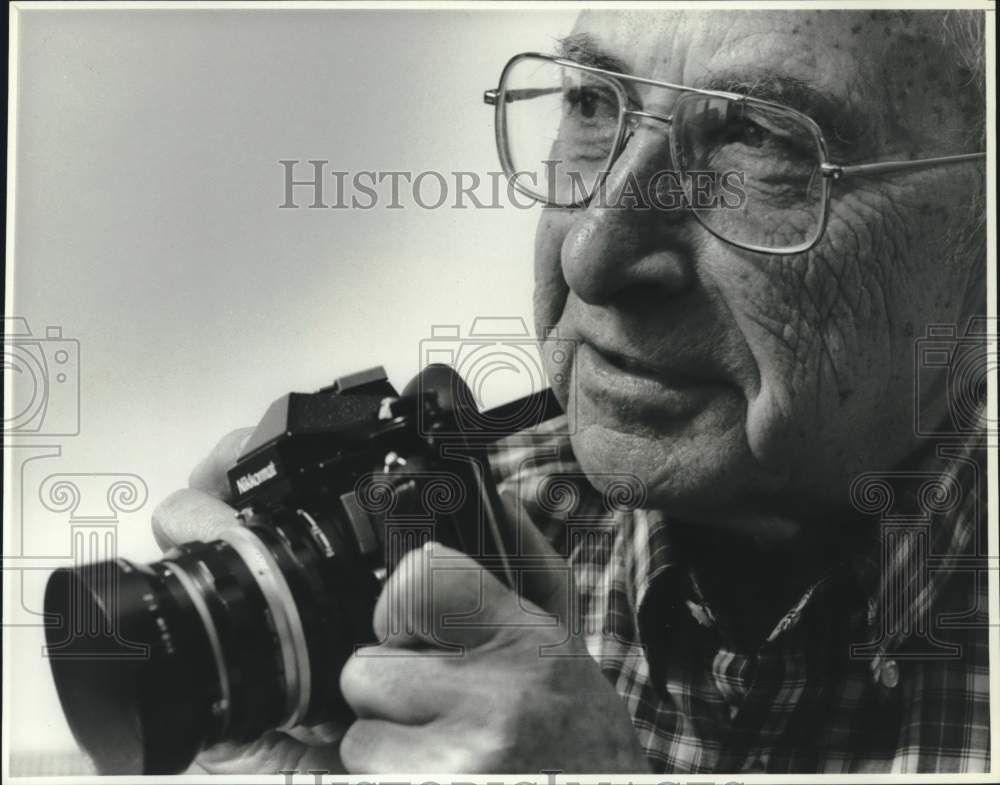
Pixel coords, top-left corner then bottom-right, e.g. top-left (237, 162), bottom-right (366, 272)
top-left (535, 11), bottom-right (981, 524)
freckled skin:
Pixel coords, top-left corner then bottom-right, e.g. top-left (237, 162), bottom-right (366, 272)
top-left (535, 11), bottom-right (984, 537)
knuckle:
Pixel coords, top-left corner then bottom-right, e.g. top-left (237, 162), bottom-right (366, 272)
top-left (383, 549), bottom-right (433, 611)
top-left (151, 488), bottom-right (236, 546)
top-left (445, 750), bottom-right (474, 773)
top-left (150, 502), bottom-right (169, 536)
top-left (337, 720), bottom-right (371, 772)
top-left (150, 489), bottom-right (192, 540)
top-left (338, 653), bottom-right (367, 702)
top-left (447, 737), bottom-right (498, 774)
top-left (337, 723), bottom-right (360, 769)
top-left (392, 545), bottom-right (431, 581)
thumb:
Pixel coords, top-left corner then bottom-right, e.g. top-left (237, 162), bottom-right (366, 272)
top-left (375, 543), bottom-right (543, 651)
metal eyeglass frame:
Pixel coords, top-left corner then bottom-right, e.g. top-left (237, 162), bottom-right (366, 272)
top-left (484, 52), bottom-right (986, 256)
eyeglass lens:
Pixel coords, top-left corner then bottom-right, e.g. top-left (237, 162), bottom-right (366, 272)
top-left (498, 56), bottom-right (827, 252)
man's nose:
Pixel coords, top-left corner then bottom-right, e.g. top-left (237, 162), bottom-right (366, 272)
top-left (559, 121), bottom-right (697, 306)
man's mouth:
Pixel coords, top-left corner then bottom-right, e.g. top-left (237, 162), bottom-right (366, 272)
top-left (592, 342), bottom-right (707, 387)
top-left (574, 339), bottom-right (726, 419)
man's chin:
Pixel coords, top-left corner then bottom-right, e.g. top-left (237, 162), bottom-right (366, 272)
top-left (565, 391), bottom-right (762, 515)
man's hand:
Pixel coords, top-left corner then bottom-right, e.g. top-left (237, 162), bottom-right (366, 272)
top-left (338, 516), bottom-right (648, 773)
top-left (153, 430), bottom-right (647, 774)
top-left (151, 429), bottom-right (347, 775)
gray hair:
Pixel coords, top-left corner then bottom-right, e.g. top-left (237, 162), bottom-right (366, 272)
top-left (940, 10), bottom-right (986, 148)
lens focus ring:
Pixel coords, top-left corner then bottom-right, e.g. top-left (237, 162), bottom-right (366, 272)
top-left (219, 526), bottom-right (312, 730)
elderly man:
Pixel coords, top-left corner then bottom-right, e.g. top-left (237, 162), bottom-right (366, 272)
top-left (153, 8), bottom-right (988, 775)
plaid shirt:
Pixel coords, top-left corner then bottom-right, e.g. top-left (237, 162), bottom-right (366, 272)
top-left (490, 417), bottom-right (990, 774)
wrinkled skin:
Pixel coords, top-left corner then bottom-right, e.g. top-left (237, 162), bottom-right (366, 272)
top-left (152, 10), bottom-right (984, 774)
top-left (537, 11), bottom-right (984, 537)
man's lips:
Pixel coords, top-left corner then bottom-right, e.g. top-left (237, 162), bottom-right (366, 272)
top-left (587, 341), bottom-right (709, 387)
top-left (573, 338), bottom-right (727, 419)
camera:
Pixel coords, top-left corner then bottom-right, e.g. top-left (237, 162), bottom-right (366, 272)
top-left (43, 363), bottom-right (561, 774)
top-left (914, 318), bottom-right (995, 438)
top-left (2, 317), bottom-right (80, 435)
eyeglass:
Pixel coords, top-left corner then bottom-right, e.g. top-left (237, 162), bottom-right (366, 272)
top-left (484, 52), bottom-right (985, 255)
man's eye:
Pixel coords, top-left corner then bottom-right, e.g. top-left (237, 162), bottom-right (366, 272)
top-left (722, 117), bottom-right (770, 148)
top-left (563, 86), bottom-right (615, 120)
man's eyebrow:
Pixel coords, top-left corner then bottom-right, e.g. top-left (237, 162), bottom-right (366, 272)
top-left (705, 73), bottom-right (869, 148)
top-left (706, 74), bottom-right (838, 116)
top-left (555, 33), bottom-right (630, 74)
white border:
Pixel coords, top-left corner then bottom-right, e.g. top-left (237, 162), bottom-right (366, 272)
top-left (4, 1), bottom-right (997, 783)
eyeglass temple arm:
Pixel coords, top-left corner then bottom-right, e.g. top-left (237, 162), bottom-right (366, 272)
top-left (484, 87), bottom-right (986, 178)
top-left (822, 152), bottom-right (985, 179)
top-left (484, 87), bottom-right (564, 105)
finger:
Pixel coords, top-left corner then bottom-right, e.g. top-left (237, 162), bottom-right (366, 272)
top-left (292, 741), bottom-right (348, 775)
top-left (197, 730), bottom-right (345, 775)
top-left (151, 488), bottom-right (239, 551)
top-left (339, 644), bottom-right (458, 724)
top-left (375, 543), bottom-right (522, 650)
top-left (196, 735), bottom-right (286, 774)
top-left (340, 719), bottom-right (463, 774)
top-left (188, 427), bottom-right (256, 500)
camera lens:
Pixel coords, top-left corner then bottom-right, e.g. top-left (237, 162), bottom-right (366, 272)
top-left (45, 556), bottom-right (233, 774)
top-left (43, 510), bottom-right (380, 774)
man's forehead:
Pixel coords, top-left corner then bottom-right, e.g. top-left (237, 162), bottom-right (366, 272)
top-left (564, 10), bottom-right (972, 152)
top-left (568, 11), bottom-right (935, 90)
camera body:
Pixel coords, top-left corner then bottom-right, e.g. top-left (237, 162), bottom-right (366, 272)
top-left (2, 317), bottom-right (80, 435)
top-left (44, 363), bottom-right (559, 774)
top-left (419, 317), bottom-right (574, 439)
top-left (228, 363), bottom-right (518, 578)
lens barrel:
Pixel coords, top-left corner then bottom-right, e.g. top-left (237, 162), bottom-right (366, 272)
top-left (43, 509), bottom-right (378, 774)
top-left (45, 555), bottom-right (229, 774)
